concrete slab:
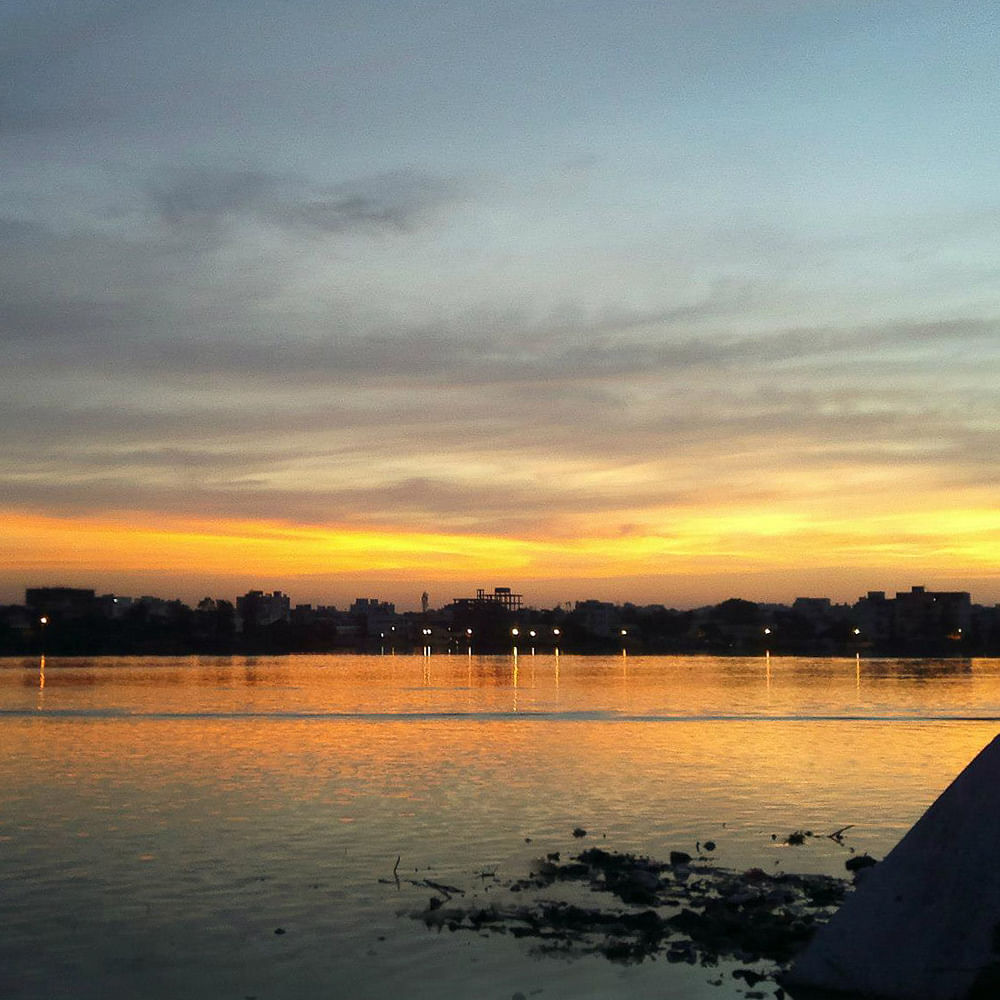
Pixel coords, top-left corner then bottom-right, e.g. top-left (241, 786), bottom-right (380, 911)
top-left (785, 733), bottom-right (1000, 1000)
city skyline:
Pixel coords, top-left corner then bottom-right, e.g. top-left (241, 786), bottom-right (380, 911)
top-left (3, 3), bottom-right (999, 607)
top-left (10, 580), bottom-right (991, 658)
top-left (6, 575), bottom-right (995, 617)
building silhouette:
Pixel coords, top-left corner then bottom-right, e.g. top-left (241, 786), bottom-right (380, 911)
top-left (25, 587), bottom-right (96, 620)
top-left (451, 586), bottom-right (523, 614)
top-left (236, 590), bottom-right (291, 629)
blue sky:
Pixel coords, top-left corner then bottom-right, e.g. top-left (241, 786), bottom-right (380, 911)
top-left (3, 1), bottom-right (999, 608)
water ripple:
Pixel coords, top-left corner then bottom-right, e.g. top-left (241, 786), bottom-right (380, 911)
top-left (3, 707), bottom-right (999, 723)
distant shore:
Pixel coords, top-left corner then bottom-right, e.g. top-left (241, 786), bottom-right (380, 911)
top-left (5, 583), bottom-right (998, 657)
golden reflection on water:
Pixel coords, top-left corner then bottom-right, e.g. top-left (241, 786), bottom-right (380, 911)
top-left (2, 656), bottom-right (999, 837)
top-left (1, 707), bottom-right (996, 872)
top-left (0, 659), bottom-right (995, 791)
top-left (1, 653), bottom-right (989, 720)
top-left (36, 654), bottom-right (45, 713)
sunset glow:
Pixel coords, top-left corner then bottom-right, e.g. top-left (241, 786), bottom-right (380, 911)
top-left (3, 2), bottom-right (998, 608)
top-left (7, 498), bottom-right (1000, 608)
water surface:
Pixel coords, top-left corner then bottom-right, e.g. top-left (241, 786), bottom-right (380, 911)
top-left (1, 654), bottom-right (997, 999)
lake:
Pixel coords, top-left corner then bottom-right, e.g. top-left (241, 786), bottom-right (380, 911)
top-left (1, 653), bottom-right (998, 999)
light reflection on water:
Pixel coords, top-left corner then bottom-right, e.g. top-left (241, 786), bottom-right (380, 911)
top-left (1, 654), bottom-right (999, 999)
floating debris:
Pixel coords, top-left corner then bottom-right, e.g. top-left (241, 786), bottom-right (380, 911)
top-left (402, 843), bottom-right (855, 989)
top-left (784, 831), bottom-right (813, 846)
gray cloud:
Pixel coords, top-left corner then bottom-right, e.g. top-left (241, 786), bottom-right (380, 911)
top-left (146, 168), bottom-right (277, 228)
top-left (6, 303), bottom-right (995, 389)
top-left (268, 172), bottom-right (462, 234)
top-left (0, 164), bottom-right (469, 359)
top-left (3, 362), bottom-right (996, 497)
top-left (0, 466), bottom-right (702, 533)
top-left (146, 166), bottom-right (463, 235)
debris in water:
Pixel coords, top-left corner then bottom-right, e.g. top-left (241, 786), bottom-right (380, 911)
top-left (402, 841), bottom-right (854, 990)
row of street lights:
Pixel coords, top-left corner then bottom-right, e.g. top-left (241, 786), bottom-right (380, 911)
top-left (398, 625), bottom-right (570, 656)
top-left (429, 622), bottom-right (873, 657)
top-left (510, 627), bottom-right (562, 656)
top-left (383, 624), bottom-right (638, 656)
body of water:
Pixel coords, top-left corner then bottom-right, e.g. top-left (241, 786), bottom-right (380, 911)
top-left (1, 653), bottom-right (998, 999)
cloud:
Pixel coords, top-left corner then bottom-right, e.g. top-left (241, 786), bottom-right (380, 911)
top-left (1, 163), bottom-right (997, 548)
top-left (2, 351), bottom-right (996, 529)
top-left (269, 172), bottom-right (462, 234)
top-left (146, 168), bottom-right (276, 228)
top-left (0, 461), bottom-right (702, 533)
top-left (5, 295), bottom-right (994, 390)
top-left (145, 166), bottom-right (463, 235)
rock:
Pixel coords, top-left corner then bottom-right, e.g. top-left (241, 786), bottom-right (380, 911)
top-left (726, 888), bottom-right (763, 906)
top-left (703, 840), bottom-right (716, 852)
top-left (670, 850), bottom-right (692, 866)
top-left (531, 859), bottom-right (558, 879)
top-left (627, 867), bottom-right (660, 892)
top-left (733, 968), bottom-right (767, 986)
top-left (572, 827), bottom-right (587, 838)
top-left (844, 853), bottom-right (878, 872)
top-left (666, 940), bottom-right (696, 964)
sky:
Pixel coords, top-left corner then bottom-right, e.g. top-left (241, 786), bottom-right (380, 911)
top-left (3, 1), bottom-right (999, 611)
